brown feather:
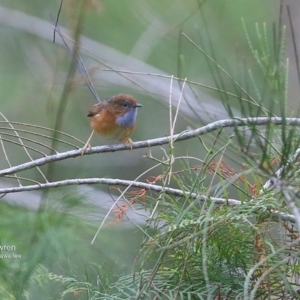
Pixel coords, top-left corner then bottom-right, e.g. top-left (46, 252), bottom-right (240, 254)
top-left (87, 103), bottom-right (104, 117)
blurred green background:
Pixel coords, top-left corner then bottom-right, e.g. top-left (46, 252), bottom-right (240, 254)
top-left (0, 0), bottom-right (296, 298)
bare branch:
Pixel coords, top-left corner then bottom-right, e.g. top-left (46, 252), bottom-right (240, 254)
top-left (1, 117), bottom-right (300, 177)
top-left (0, 177), bottom-right (238, 203)
top-left (263, 147), bottom-right (300, 190)
top-left (0, 177), bottom-right (294, 224)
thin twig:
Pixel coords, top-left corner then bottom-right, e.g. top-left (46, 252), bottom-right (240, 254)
top-left (263, 147), bottom-right (300, 190)
top-left (54, 25), bottom-right (101, 103)
top-left (168, 75), bottom-right (174, 184)
top-left (101, 68), bottom-right (270, 110)
top-left (53, 0), bottom-right (63, 43)
top-left (91, 162), bottom-right (162, 243)
top-left (0, 112), bottom-right (48, 183)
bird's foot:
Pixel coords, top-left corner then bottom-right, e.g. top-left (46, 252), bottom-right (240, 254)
top-left (125, 138), bottom-right (133, 150)
top-left (81, 142), bottom-right (91, 156)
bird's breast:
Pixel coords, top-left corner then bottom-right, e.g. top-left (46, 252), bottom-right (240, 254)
top-left (91, 111), bottom-right (117, 137)
top-left (90, 109), bottom-right (136, 141)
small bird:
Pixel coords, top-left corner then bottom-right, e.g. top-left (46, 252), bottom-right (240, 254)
top-left (53, 26), bottom-right (142, 155)
top-left (81, 94), bottom-right (142, 154)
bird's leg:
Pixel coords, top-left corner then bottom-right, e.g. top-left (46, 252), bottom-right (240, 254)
top-left (125, 138), bottom-right (133, 150)
top-left (81, 130), bottom-right (94, 156)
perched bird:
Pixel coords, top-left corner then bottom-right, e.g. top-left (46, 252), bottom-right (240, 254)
top-left (53, 26), bottom-right (142, 155)
top-left (81, 94), bottom-right (142, 154)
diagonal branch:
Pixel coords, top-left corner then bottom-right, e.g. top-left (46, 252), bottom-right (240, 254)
top-left (1, 117), bottom-right (300, 177)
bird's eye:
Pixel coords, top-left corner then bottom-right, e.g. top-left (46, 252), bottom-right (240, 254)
top-left (122, 102), bottom-right (129, 108)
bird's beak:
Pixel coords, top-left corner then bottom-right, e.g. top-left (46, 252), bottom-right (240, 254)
top-left (133, 103), bottom-right (143, 108)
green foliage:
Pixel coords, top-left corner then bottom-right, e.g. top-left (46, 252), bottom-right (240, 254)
top-left (2, 1), bottom-right (300, 299)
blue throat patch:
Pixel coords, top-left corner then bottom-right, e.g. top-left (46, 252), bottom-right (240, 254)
top-left (116, 108), bottom-right (137, 127)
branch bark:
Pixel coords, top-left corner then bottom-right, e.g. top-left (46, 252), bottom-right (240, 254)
top-left (0, 177), bottom-right (294, 224)
top-left (1, 117), bottom-right (300, 177)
